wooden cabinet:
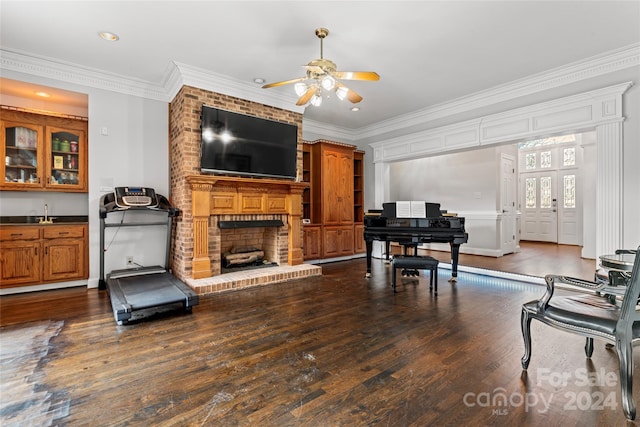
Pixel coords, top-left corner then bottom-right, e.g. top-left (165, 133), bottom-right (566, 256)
top-left (0, 227), bottom-right (41, 286)
top-left (322, 225), bottom-right (354, 258)
top-left (354, 223), bottom-right (365, 254)
top-left (303, 225), bottom-right (322, 260)
top-left (0, 224), bottom-right (88, 289)
top-left (1, 109), bottom-right (87, 192)
top-left (42, 225), bottom-right (87, 282)
top-left (302, 140), bottom-right (364, 260)
top-left (320, 143), bottom-right (353, 224)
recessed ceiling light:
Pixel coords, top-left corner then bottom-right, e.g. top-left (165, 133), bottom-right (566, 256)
top-left (35, 91), bottom-right (51, 98)
top-left (253, 78), bottom-right (266, 84)
top-left (351, 107), bottom-right (360, 112)
top-left (99, 31), bottom-right (119, 41)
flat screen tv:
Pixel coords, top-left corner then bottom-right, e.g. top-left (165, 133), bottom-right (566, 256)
top-left (200, 105), bottom-right (298, 180)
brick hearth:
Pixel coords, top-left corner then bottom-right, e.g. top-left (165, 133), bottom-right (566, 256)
top-left (184, 264), bottom-right (321, 295)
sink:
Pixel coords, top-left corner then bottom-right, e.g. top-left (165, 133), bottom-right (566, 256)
top-left (0, 215), bottom-right (88, 224)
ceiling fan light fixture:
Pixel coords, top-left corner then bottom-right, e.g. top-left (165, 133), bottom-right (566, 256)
top-left (294, 82), bottom-right (308, 96)
top-left (262, 27), bottom-right (379, 108)
top-left (321, 75), bottom-right (336, 91)
top-left (310, 94), bottom-right (323, 107)
top-left (335, 86), bottom-right (349, 101)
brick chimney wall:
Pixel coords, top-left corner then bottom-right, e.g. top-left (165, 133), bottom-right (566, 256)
top-left (168, 86), bottom-right (303, 281)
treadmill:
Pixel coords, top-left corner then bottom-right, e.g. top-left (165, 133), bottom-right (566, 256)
top-left (99, 187), bottom-right (199, 325)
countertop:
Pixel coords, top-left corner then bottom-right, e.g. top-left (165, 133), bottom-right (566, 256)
top-left (0, 215), bottom-right (89, 225)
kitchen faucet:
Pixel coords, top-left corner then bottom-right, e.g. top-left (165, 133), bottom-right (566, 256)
top-left (39, 203), bottom-right (53, 224)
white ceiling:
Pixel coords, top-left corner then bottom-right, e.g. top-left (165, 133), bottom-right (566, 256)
top-left (1, 1), bottom-right (639, 130)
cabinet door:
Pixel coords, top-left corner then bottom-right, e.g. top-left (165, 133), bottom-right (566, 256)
top-left (303, 226), bottom-right (322, 260)
top-left (0, 241), bottom-right (41, 287)
top-left (1, 120), bottom-right (44, 190)
top-left (338, 226), bottom-right (354, 256)
top-left (322, 226), bottom-right (354, 258)
top-left (43, 238), bottom-right (86, 282)
top-left (46, 126), bottom-right (87, 192)
top-left (322, 149), bottom-right (342, 224)
top-left (337, 152), bottom-right (354, 224)
top-left (353, 224), bottom-right (365, 254)
top-left (321, 148), bottom-right (354, 225)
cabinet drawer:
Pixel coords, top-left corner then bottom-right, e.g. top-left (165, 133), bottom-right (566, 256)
top-left (43, 225), bottom-right (85, 239)
top-left (0, 227), bottom-right (40, 241)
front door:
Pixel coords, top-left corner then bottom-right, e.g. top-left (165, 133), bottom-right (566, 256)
top-left (520, 171), bottom-right (558, 242)
top-left (518, 139), bottom-right (583, 245)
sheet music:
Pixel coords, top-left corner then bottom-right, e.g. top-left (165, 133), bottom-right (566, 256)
top-left (396, 201), bottom-right (427, 218)
top-left (410, 201), bottom-right (426, 218)
top-left (396, 201), bottom-right (412, 218)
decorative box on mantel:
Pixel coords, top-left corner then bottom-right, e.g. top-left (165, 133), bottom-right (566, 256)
top-left (186, 175), bottom-right (310, 280)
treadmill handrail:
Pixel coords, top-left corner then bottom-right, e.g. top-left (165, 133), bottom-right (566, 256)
top-left (100, 193), bottom-right (179, 218)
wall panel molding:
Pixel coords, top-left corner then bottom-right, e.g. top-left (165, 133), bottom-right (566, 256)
top-left (370, 81), bottom-right (632, 163)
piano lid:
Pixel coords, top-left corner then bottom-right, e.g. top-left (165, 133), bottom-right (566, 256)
top-left (381, 202), bottom-right (442, 218)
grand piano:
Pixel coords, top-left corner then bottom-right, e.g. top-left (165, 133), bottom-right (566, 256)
top-left (364, 202), bottom-right (468, 281)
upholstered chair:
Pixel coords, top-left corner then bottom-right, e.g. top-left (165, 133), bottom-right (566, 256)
top-left (521, 246), bottom-right (640, 420)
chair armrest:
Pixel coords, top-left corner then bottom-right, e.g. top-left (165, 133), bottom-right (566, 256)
top-left (540, 275), bottom-right (606, 309)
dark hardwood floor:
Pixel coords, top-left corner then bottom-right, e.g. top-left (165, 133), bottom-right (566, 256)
top-left (1, 243), bottom-right (635, 426)
top-left (404, 241), bottom-right (598, 281)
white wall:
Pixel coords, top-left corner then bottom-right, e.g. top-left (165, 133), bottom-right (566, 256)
top-left (386, 145), bottom-right (513, 256)
top-left (1, 70), bottom-right (169, 288)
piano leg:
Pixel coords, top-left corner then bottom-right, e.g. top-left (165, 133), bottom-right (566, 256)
top-left (365, 239), bottom-right (373, 278)
top-left (384, 241), bottom-right (391, 264)
top-left (449, 242), bottom-right (461, 282)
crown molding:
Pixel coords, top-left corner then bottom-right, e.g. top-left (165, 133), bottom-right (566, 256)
top-left (0, 49), bottom-right (303, 114)
top-left (166, 62), bottom-right (304, 113)
top-left (356, 42), bottom-right (640, 141)
top-left (0, 48), bottom-right (168, 101)
top-left (301, 118), bottom-right (358, 143)
top-left (2, 43), bottom-right (637, 139)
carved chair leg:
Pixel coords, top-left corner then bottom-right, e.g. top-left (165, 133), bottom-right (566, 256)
top-left (616, 336), bottom-right (636, 420)
top-left (521, 309), bottom-right (532, 369)
top-left (584, 337), bottom-right (594, 358)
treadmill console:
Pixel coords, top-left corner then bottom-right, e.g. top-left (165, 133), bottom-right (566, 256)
top-left (114, 186), bottom-right (158, 208)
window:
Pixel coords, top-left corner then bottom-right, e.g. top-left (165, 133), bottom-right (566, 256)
top-left (526, 178), bottom-right (536, 208)
top-left (540, 151), bottom-right (551, 168)
top-left (541, 176), bottom-right (552, 208)
top-left (563, 147), bottom-right (575, 166)
top-left (525, 153), bottom-right (536, 170)
top-left (564, 175), bottom-right (576, 208)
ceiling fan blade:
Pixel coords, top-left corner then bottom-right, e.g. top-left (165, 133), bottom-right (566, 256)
top-left (262, 77), bottom-right (307, 89)
top-left (335, 82), bottom-right (363, 104)
top-left (334, 71), bottom-right (380, 81)
top-left (296, 86), bottom-right (317, 106)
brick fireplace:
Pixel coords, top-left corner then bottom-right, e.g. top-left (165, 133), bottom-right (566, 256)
top-left (169, 86), bottom-right (321, 295)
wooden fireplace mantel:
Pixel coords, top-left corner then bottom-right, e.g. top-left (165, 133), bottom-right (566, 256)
top-left (186, 175), bottom-right (309, 279)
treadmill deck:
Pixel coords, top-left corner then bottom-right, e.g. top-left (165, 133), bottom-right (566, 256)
top-left (106, 268), bottom-right (199, 324)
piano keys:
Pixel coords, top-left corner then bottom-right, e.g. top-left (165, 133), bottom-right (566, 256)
top-left (364, 202), bottom-right (469, 281)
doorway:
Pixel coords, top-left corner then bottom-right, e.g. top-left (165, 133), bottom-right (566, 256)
top-left (518, 135), bottom-right (583, 245)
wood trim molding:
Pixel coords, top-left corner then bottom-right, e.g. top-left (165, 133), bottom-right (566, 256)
top-left (186, 175), bottom-right (309, 279)
top-left (370, 81), bottom-right (632, 163)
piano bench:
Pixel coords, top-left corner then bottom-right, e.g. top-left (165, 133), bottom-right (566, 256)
top-left (392, 255), bottom-right (439, 295)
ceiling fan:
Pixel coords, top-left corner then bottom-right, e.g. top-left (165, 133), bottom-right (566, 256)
top-left (262, 28), bottom-right (380, 107)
